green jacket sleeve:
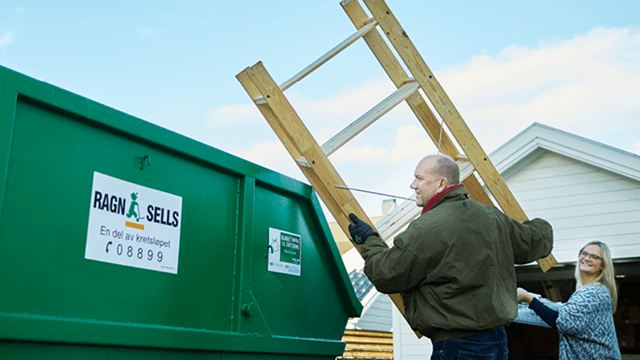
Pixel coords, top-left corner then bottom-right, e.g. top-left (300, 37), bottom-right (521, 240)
top-left (359, 234), bottom-right (420, 294)
top-left (509, 217), bottom-right (554, 264)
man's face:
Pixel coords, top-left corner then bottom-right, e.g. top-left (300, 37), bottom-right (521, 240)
top-left (410, 157), bottom-right (447, 207)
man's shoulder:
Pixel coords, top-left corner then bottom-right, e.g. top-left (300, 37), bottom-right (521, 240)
top-left (437, 194), bottom-right (502, 216)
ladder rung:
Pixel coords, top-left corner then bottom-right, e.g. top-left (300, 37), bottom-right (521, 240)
top-left (377, 199), bottom-right (418, 240)
top-left (457, 159), bottom-right (474, 180)
top-left (321, 79), bottom-right (419, 156)
top-left (252, 19), bottom-right (378, 105)
top-left (296, 156), bottom-right (311, 168)
top-left (280, 19), bottom-right (378, 92)
top-left (455, 153), bottom-right (470, 162)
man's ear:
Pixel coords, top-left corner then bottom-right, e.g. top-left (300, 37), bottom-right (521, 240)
top-left (438, 178), bottom-right (448, 191)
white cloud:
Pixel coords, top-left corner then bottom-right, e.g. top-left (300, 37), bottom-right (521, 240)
top-left (438, 27), bottom-right (640, 152)
top-left (330, 124), bottom-right (437, 164)
top-left (235, 140), bottom-right (305, 182)
top-left (184, 26), bottom-right (640, 221)
top-left (205, 79), bottom-right (407, 145)
top-left (206, 80), bottom-right (395, 129)
top-left (284, 80), bottom-right (405, 143)
top-left (205, 102), bottom-right (262, 126)
top-left (237, 140), bottom-right (286, 164)
top-left (0, 31), bottom-right (15, 47)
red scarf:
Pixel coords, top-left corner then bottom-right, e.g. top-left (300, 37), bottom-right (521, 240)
top-left (421, 184), bottom-right (465, 215)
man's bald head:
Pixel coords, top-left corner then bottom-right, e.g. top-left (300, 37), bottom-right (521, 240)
top-left (422, 154), bottom-right (460, 186)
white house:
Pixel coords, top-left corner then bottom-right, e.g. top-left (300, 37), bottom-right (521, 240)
top-left (341, 123), bottom-right (640, 359)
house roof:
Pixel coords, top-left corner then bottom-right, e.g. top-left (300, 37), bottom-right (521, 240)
top-left (349, 270), bottom-right (375, 301)
top-left (489, 122), bottom-right (640, 182)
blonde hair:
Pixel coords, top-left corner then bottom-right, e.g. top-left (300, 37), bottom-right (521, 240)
top-left (574, 241), bottom-right (618, 313)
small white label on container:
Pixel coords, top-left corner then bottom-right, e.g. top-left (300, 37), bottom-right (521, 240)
top-left (267, 228), bottom-right (301, 276)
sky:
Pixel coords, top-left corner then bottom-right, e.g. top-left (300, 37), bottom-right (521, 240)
top-left (1, 0), bottom-right (639, 221)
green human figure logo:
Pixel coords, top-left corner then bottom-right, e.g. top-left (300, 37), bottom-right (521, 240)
top-left (127, 192), bottom-right (142, 222)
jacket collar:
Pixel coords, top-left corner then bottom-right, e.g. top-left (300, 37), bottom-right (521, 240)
top-left (420, 184), bottom-right (465, 215)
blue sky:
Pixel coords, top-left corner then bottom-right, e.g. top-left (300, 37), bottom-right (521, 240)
top-left (1, 0), bottom-right (639, 220)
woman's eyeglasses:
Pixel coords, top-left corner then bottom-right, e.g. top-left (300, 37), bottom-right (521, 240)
top-left (579, 251), bottom-right (602, 262)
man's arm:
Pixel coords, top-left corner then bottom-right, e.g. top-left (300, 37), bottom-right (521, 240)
top-left (349, 214), bottom-right (420, 294)
top-left (360, 235), bottom-right (419, 294)
top-left (509, 217), bottom-right (553, 264)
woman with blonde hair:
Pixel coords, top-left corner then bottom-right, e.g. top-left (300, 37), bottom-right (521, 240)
top-left (517, 241), bottom-right (621, 359)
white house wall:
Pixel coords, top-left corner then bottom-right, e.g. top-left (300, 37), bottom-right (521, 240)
top-left (349, 292), bottom-right (393, 332)
top-left (501, 149), bottom-right (640, 263)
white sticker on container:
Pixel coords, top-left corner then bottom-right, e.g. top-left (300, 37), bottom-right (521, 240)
top-left (85, 172), bottom-right (182, 274)
top-left (267, 228), bottom-right (301, 276)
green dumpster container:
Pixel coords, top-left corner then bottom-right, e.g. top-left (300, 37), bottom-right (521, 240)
top-left (0, 65), bottom-right (362, 359)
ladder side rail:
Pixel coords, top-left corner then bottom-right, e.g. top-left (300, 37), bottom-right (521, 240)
top-left (362, 0), bottom-right (525, 220)
top-left (403, 92), bottom-right (494, 206)
top-left (363, 0), bottom-right (556, 271)
top-left (342, 0), bottom-right (494, 207)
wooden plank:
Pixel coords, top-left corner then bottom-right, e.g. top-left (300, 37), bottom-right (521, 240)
top-left (361, 0), bottom-right (517, 219)
top-left (237, 69), bottom-right (303, 159)
top-left (342, 0), bottom-right (495, 208)
top-left (321, 80), bottom-right (419, 156)
top-left (363, 0), bottom-right (556, 271)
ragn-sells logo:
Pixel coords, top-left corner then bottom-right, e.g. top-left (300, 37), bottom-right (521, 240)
top-left (92, 189), bottom-right (180, 230)
top-left (85, 172), bottom-right (183, 274)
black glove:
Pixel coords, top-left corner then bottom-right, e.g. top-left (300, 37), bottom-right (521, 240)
top-left (348, 213), bottom-right (378, 245)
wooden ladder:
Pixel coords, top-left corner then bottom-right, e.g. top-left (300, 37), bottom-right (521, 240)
top-left (237, 0), bottom-right (557, 334)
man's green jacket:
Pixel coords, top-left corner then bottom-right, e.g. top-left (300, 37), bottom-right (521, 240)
top-left (360, 186), bottom-right (553, 343)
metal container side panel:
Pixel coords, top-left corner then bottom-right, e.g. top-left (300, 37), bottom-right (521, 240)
top-left (243, 183), bottom-right (352, 340)
top-left (0, 94), bottom-right (239, 332)
top-left (243, 168), bottom-right (362, 320)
